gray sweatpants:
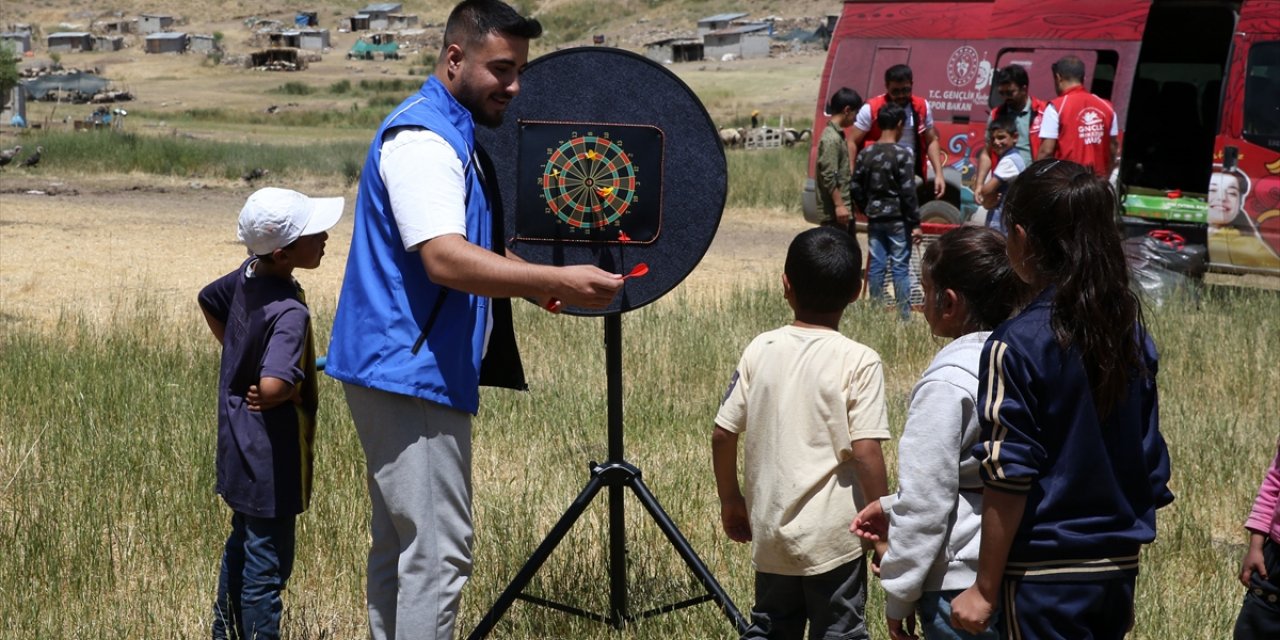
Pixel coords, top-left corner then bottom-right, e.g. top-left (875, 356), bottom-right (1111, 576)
top-left (344, 383), bottom-right (473, 640)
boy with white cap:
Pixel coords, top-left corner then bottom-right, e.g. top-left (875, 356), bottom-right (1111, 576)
top-left (198, 187), bottom-right (343, 640)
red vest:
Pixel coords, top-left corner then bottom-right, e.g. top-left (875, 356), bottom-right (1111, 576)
top-left (990, 96), bottom-right (1048, 162)
top-left (864, 93), bottom-right (931, 176)
top-left (1047, 86), bottom-right (1115, 177)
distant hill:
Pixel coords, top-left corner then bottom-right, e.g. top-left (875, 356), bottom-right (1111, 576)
top-left (1, 0), bottom-right (840, 53)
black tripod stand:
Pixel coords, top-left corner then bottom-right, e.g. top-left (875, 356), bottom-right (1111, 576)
top-left (467, 314), bottom-right (747, 638)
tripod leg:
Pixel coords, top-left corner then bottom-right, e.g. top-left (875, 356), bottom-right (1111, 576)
top-left (627, 475), bottom-right (749, 633)
top-left (608, 481), bottom-right (627, 629)
top-left (467, 473), bottom-right (608, 640)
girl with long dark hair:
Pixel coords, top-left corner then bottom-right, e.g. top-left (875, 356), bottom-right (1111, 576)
top-left (949, 159), bottom-right (1174, 639)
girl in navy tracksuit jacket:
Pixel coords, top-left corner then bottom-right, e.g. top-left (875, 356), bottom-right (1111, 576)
top-left (949, 159), bottom-right (1175, 640)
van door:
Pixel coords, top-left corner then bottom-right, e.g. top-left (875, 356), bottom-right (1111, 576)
top-left (1123, 1), bottom-right (1235, 198)
top-left (1209, 4), bottom-right (1280, 276)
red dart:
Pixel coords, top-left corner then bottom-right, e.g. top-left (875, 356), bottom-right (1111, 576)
top-left (544, 263), bottom-right (647, 312)
top-left (623, 263), bottom-right (649, 280)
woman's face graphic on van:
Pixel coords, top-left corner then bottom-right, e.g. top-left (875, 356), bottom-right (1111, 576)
top-left (1207, 171), bottom-right (1243, 226)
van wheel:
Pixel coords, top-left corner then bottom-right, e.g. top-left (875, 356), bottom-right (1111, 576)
top-left (919, 200), bottom-right (963, 225)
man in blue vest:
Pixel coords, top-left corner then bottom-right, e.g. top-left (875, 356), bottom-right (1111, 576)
top-left (326, 2), bottom-right (623, 638)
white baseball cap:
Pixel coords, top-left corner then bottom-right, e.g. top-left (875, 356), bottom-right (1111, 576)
top-left (238, 187), bottom-right (344, 256)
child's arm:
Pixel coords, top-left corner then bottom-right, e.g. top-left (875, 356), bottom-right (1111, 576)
top-left (251, 307), bottom-right (307, 411)
top-left (850, 152), bottom-right (869, 213)
top-left (973, 148), bottom-right (992, 192)
top-left (848, 357), bottom-right (890, 506)
top-left (818, 136), bottom-right (853, 225)
top-left (851, 438), bottom-right (889, 566)
top-left (952, 338), bottom-right (1040, 634)
top-left (246, 377), bottom-right (299, 412)
top-left (874, 379), bottom-right (973, 623)
top-left (1241, 438), bottom-right (1280, 586)
top-left (712, 426), bottom-right (751, 543)
top-left (977, 175), bottom-right (1000, 208)
top-left (950, 489), bottom-right (1027, 633)
top-left (198, 274), bottom-right (236, 345)
top-left (200, 307), bottom-right (226, 344)
top-left (1240, 531), bottom-right (1269, 588)
top-left (851, 438), bottom-right (889, 507)
top-left (897, 151), bottom-right (921, 240)
top-left (978, 154), bottom-right (1019, 207)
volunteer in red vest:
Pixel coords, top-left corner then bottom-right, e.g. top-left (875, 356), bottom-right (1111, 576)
top-left (1038, 55), bottom-right (1120, 178)
top-left (975, 64), bottom-right (1047, 188)
top-left (850, 64), bottom-right (946, 199)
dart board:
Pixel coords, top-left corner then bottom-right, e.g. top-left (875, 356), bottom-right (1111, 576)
top-left (515, 121), bottom-right (663, 245)
top-left (476, 48), bottom-right (726, 316)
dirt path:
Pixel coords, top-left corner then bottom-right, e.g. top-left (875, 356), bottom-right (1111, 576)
top-left (0, 175), bottom-right (810, 328)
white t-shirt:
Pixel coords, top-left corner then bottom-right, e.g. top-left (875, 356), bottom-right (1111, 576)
top-left (379, 126), bottom-right (491, 352)
top-left (715, 325), bottom-right (891, 576)
top-left (380, 127), bottom-right (468, 251)
top-left (994, 153), bottom-right (1023, 181)
top-left (1039, 102), bottom-right (1119, 140)
top-left (854, 100), bottom-right (934, 161)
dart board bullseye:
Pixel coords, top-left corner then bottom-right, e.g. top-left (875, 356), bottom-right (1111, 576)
top-left (515, 120), bottom-right (663, 245)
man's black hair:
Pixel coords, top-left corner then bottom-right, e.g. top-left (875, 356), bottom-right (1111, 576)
top-left (995, 64), bottom-right (1029, 89)
top-left (785, 227), bottom-right (862, 313)
top-left (444, 0), bottom-right (543, 48)
top-left (876, 102), bottom-right (906, 130)
top-left (1051, 55), bottom-right (1086, 83)
top-left (885, 64), bottom-right (913, 85)
top-left (827, 87), bottom-right (864, 114)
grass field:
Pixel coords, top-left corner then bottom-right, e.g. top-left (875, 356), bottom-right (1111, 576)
top-left (0, 271), bottom-right (1276, 638)
top-left (2, 2), bottom-right (1276, 635)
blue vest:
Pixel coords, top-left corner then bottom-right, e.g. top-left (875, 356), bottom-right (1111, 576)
top-left (326, 76), bottom-right (492, 414)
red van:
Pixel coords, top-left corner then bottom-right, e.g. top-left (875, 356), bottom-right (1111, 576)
top-left (803, 0), bottom-right (1280, 278)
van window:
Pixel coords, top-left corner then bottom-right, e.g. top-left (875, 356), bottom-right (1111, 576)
top-left (1244, 41), bottom-right (1280, 152)
top-left (989, 49), bottom-right (1099, 110)
top-left (1092, 50), bottom-right (1118, 101)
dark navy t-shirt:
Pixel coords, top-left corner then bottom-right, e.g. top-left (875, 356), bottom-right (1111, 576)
top-left (199, 259), bottom-right (318, 518)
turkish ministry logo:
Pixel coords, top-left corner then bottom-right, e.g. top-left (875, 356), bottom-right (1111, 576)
top-left (947, 46), bottom-right (980, 87)
top-left (1077, 107), bottom-right (1107, 145)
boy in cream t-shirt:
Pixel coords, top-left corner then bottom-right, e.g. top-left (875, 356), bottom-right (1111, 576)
top-left (713, 226), bottom-right (891, 639)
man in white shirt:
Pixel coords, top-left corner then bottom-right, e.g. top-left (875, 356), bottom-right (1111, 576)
top-left (849, 64), bottom-right (946, 200)
top-left (326, 2), bottom-right (622, 639)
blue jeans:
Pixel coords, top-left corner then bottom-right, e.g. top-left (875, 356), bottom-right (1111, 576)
top-left (213, 511), bottom-right (296, 640)
top-left (985, 205), bottom-right (1005, 235)
top-left (917, 590), bottom-right (1000, 640)
top-left (867, 222), bottom-right (911, 320)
